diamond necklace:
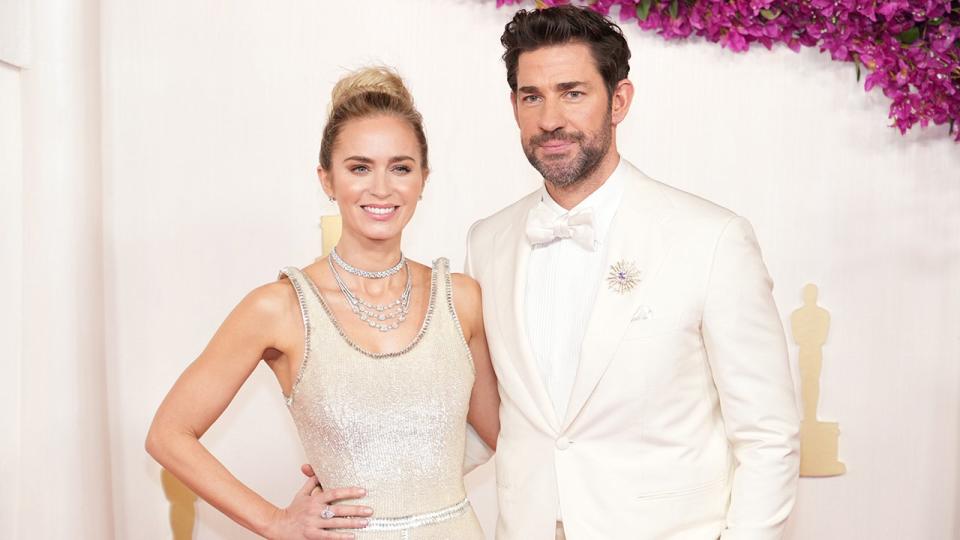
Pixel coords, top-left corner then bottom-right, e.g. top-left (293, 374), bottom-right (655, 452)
top-left (328, 256), bottom-right (412, 333)
top-left (330, 246), bottom-right (405, 279)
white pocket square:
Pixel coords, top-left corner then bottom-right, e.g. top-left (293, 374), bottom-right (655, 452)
top-left (631, 305), bottom-right (653, 321)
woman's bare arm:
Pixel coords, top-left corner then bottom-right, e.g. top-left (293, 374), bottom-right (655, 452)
top-left (452, 273), bottom-right (500, 450)
top-left (145, 282), bottom-right (370, 539)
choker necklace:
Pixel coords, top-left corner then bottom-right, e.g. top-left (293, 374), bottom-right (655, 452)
top-left (328, 256), bottom-right (412, 333)
top-left (330, 247), bottom-right (405, 279)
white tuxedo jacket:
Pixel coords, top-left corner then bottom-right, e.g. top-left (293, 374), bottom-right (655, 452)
top-left (464, 161), bottom-right (800, 540)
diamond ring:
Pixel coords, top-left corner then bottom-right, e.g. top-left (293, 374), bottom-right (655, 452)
top-left (320, 505), bottom-right (336, 520)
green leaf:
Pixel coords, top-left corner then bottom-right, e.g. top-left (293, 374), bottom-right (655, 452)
top-left (760, 8), bottom-right (782, 20)
top-left (636, 0), bottom-right (654, 21)
top-left (669, 0), bottom-right (679, 19)
top-left (897, 27), bottom-right (920, 45)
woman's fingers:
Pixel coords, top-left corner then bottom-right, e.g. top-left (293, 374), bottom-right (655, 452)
top-left (320, 517), bottom-right (370, 530)
top-left (313, 532), bottom-right (355, 540)
top-left (308, 529), bottom-right (355, 540)
top-left (296, 475), bottom-right (320, 497)
top-left (327, 504), bottom-right (373, 517)
top-left (317, 486), bottom-right (366, 504)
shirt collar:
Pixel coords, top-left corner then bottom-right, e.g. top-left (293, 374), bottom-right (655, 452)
top-left (539, 157), bottom-right (626, 248)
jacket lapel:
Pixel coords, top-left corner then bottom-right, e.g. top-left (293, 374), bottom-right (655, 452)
top-left (492, 196), bottom-right (562, 433)
top-left (562, 165), bottom-right (674, 431)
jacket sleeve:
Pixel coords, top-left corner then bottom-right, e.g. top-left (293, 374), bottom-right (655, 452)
top-left (463, 220), bottom-right (479, 278)
top-left (463, 423), bottom-right (494, 475)
top-left (462, 220), bottom-right (495, 474)
top-left (702, 216), bottom-right (801, 540)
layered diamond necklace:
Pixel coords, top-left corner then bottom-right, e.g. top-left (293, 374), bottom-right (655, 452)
top-left (328, 247), bottom-right (411, 333)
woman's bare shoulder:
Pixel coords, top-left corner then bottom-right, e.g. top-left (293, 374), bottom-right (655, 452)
top-left (449, 272), bottom-right (482, 339)
top-left (450, 272), bottom-right (481, 302)
top-left (236, 274), bottom-right (301, 325)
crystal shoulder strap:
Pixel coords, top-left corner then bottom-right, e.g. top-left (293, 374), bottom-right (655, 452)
top-left (277, 266), bottom-right (316, 405)
top-left (432, 257), bottom-right (475, 372)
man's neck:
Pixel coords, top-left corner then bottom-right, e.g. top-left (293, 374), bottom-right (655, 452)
top-left (544, 150), bottom-right (621, 210)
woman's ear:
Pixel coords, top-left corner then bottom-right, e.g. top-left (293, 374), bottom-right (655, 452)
top-left (420, 168), bottom-right (429, 200)
top-left (318, 165), bottom-right (334, 201)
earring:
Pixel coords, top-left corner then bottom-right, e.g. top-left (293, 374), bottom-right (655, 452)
top-left (328, 195), bottom-right (336, 202)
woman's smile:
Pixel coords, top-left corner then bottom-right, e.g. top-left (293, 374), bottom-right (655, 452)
top-left (361, 204), bottom-right (399, 220)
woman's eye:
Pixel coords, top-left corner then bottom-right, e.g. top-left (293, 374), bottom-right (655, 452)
top-left (350, 165), bottom-right (370, 174)
top-left (392, 165), bottom-right (412, 174)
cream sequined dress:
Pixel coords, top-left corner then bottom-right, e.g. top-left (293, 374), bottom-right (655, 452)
top-left (278, 258), bottom-right (484, 540)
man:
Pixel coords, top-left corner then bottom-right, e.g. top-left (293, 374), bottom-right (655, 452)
top-left (462, 6), bottom-right (800, 539)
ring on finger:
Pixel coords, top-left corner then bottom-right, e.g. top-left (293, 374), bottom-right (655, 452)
top-left (320, 505), bottom-right (336, 520)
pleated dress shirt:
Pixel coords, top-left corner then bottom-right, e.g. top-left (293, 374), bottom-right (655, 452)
top-left (524, 159), bottom-right (626, 425)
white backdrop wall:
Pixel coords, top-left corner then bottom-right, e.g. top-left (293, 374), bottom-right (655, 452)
top-left (1, 6), bottom-right (29, 538)
top-left (0, 60), bottom-right (25, 540)
top-left (2, 0), bottom-right (116, 538)
top-left (3, 0), bottom-right (958, 538)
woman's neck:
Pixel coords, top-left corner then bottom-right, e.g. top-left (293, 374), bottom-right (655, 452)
top-left (329, 233), bottom-right (406, 297)
top-left (334, 232), bottom-right (402, 269)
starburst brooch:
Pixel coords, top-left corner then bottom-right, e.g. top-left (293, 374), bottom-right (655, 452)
top-left (607, 260), bottom-right (641, 294)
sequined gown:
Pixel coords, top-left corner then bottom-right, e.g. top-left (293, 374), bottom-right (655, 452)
top-left (278, 258), bottom-right (484, 539)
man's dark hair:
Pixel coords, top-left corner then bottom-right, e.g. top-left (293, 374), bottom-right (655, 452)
top-left (500, 5), bottom-right (631, 98)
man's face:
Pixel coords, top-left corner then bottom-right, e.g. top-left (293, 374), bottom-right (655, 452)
top-left (513, 42), bottom-right (612, 188)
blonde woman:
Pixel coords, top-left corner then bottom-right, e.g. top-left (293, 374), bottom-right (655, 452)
top-left (147, 67), bottom-right (499, 540)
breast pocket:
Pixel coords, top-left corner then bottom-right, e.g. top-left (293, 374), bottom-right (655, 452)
top-left (621, 307), bottom-right (701, 341)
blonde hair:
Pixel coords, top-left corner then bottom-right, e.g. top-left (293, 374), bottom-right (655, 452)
top-left (319, 66), bottom-right (428, 171)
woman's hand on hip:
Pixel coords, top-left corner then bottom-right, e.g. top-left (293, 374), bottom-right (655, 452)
top-left (266, 477), bottom-right (372, 540)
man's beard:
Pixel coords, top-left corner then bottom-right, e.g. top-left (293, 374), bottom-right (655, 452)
top-left (523, 111), bottom-right (612, 189)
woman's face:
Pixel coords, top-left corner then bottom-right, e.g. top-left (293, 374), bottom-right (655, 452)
top-left (320, 114), bottom-right (426, 244)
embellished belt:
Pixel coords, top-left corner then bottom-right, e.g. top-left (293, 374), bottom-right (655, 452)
top-left (363, 497), bottom-right (470, 535)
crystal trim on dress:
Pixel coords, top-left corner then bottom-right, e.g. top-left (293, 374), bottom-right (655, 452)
top-left (362, 497), bottom-right (471, 532)
top-left (440, 258), bottom-right (476, 375)
top-left (278, 267), bottom-right (313, 406)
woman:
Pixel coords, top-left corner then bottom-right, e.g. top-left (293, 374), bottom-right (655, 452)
top-left (146, 66), bottom-right (499, 539)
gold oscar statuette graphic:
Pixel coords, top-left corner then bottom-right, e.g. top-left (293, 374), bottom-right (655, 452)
top-left (791, 283), bottom-right (846, 477)
top-left (161, 468), bottom-right (198, 539)
top-left (320, 214), bottom-right (342, 258)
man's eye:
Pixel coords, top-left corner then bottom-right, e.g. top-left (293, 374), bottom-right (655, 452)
top-left (522, 95), bottom-right (541, 104)
top-left (566, 91), bottom-right (584, 99)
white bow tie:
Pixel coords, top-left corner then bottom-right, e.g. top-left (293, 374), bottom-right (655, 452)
top-left (525, 202), bottom-right (596, 251)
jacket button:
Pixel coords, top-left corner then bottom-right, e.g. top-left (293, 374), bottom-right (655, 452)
top-left (555, 437), bottom-right (571, 450)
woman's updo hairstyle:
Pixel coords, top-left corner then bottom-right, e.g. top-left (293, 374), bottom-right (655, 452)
top-left (319, 66), bottom-right (428, 172)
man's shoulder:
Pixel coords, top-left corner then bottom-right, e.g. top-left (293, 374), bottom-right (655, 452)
top-left (625, 163), bottom-right (738, 228)
top-left (467, 187), bottom-right (542, 241)
top-left (657, 180), bottom-right (737, 223)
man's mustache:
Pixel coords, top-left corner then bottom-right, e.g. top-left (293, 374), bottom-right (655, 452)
top-left (530, 131), bottom-right (584, 146)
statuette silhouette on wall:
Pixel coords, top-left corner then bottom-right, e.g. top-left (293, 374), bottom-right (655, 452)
top-left (320, 215), bottom-right (342, 258)
top-left (791, 283), bottom-right (846, 477)
top-left (161, 469), bottom-right (198, 539)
